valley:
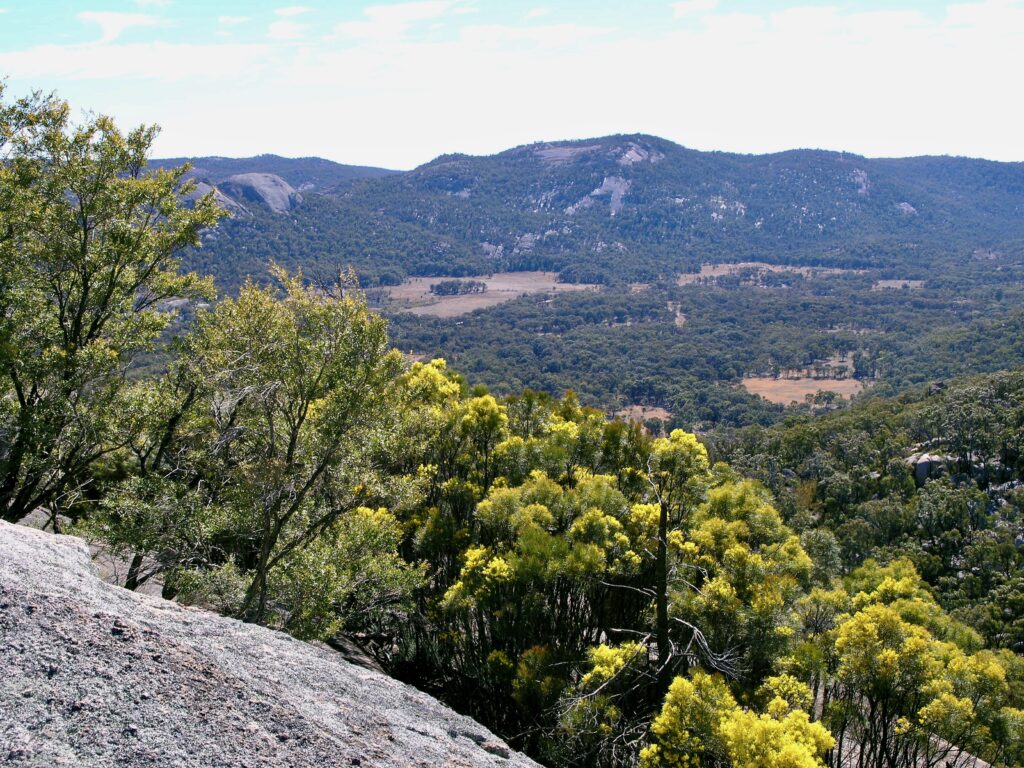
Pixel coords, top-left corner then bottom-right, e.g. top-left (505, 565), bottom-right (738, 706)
top-left (167, 134), bottom-right (1024, 431)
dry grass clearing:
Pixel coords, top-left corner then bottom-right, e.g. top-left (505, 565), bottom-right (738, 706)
top-left (616, 405), bottom-right (672, 422)
top-left (387, 272), bottom-right (598, 318)
top-left (677, 262), bottom-right (858, 286)
top-left (742, 376), bottom-right (865, 404)
top-left (872, 279), bottom-right (925, 290)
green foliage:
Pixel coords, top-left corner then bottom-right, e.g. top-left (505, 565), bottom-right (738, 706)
top-left (0, 85), bottom-right (221, 523)
top-left (173, 269), bottom-right (408, 616)
top-left (639, 671), bottom-right (737, 767)
top-left (90, 267), bottom-right (420, 638)
top-left (430, 279), bottom-right (487, 296)
top-left (717, 370), bottom-right (1024, 652)
top-left (639, 670), bottom-right (833, 768)
top-left (827, 595), bottom-right (1014, 767)
top-left (267, 507), bottom-right (425, 640)
top-left (718, 707), bottom-right (833, 768)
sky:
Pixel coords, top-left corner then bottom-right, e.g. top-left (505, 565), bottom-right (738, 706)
top-left (0, 0), bottom-right (1021, 169)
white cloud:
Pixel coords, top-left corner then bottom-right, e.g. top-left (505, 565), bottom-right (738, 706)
top-left (458, 23), bottom-right (609, 49)
top-left (525, 8), bottom-right (549, 20)
top-left (672, 0), bottom-right (719, 18)
top-left (5, 1), bottom-right (1024, 167)
top-left (267, 20), bottom-right (306, 40)
top-left (274, 6), bottom-right (312, 17)
top-left (283, 0), bottom-right (1024, 166)
top-left (76, 12), bottom-right (161, 44)
top-left (218, 16), bottom-right (250, 26)
top-left (0, 41), bottom-right (269, 82)
top-left (334, 1), bottom-right (462, 41)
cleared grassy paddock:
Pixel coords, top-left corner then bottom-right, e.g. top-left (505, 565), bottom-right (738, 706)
top-left (388, 272), bottom-right (599, 318)
top-left (742, 376), bottom-right (865, 404)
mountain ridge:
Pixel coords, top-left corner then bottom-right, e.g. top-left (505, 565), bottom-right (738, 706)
top-left (152, 153), bottom-right (399, 195)
top-left (173, 132), bottom-right (1024, 290)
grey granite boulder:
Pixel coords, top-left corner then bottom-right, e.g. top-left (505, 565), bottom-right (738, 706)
top-left (0, 522), bottom-right (539, 768)
top-left (219, 173), bottom-right (302, 213)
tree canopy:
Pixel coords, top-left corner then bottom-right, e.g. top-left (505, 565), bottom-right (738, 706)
top-left (0, 86), bottom-right (221, 524)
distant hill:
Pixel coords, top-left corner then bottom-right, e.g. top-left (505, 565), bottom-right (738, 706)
top-left (152, 153), bottom-right (398, 194)
top-left (356, 135), bottom-right (1024, 281)
top-left (164, 135), bottom-right (1024, 291)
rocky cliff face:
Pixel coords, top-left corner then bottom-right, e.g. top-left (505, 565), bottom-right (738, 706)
top-left (0, 522), bottom-right (539, 768)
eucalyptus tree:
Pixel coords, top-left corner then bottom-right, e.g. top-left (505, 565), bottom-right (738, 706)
top-left (0, 86), bottom-right (221, 523)
top-left (173, 269), bottom-right (416, 623)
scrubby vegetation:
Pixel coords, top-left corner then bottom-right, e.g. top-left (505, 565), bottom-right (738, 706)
top-left (3, 89), bottom-right (1023, 767)
top-left (714, 371), bottom-right (1024, 655)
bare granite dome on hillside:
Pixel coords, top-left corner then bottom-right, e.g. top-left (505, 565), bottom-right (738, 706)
top-left (0, 522), bottom-right (539, 768)
top-left (185, 180), bottom-right (249, 216)
top-left (218, 172), bottom-right (303, 213)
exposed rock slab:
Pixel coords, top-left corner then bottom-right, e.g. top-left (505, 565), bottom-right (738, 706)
top-left (566, 175), bottom-right (630, 216)
top-left (533, 144), bottom-right (602, 165)
top-left (218, 173), bottom-right (302, 213)
top-left (190, 180), bottom-right (249, 217)
top-left (0, 522), bottom-right (539, 768)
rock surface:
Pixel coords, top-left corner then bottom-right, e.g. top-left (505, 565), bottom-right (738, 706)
top-left (191, 180), bottom-right (250, 217)
top-left (0, 522), bottom-right (540, 768)
top-left (218, 173), bottom-right (302, 213)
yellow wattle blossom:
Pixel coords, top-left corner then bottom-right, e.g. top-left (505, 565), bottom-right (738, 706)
top-left (483, 555), bottom-right (513, 583)
top-left (580, 642), bottom-right (646, 688)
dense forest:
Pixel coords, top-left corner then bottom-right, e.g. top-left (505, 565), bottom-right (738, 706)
top-left (716, 371), bottom-right (1024, 647)
top-left (2, 89), bottom-right (1023, 767)
top-left (386, 272), bottom-right (1024, 428)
